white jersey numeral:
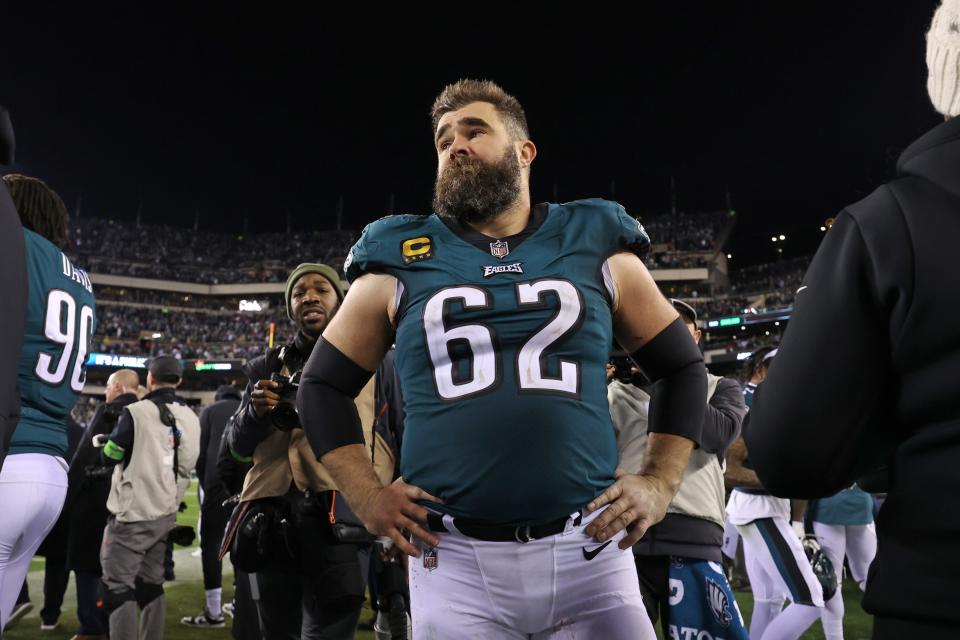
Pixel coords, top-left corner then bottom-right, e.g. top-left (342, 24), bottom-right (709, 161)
top-left (516, 280), bottom-right (583, 395)
top-left (35, 290), bottom-right (94, 392)
top-left (422, 279), bottom-right (583, 400)
top-left (423, 286), bottom-right (498, 400)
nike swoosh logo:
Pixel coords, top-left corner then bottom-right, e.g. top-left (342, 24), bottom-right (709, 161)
top-left (582, 540), bottom-right (613, 561)
top-left (796, 285), bottom-right (808, 294)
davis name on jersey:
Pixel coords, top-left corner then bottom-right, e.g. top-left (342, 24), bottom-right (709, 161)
top-left (13, 229), bottom-right (98, 457)
top-left (346, 199), bottom-right (648, 526)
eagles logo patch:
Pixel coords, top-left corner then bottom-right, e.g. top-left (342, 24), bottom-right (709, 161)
top-left (706, 577), bottom-right (732, 627)
top-left (401, 236), bottom-right (433, 264)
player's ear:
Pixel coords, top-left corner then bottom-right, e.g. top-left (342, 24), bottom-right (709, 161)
top-left (517, 139), bottom-right (537, 169)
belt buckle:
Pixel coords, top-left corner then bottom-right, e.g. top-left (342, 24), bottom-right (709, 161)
top-left (514, 525), bottom-right (532, 543)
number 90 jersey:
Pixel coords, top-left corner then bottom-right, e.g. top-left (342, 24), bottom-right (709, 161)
top-left (13, 228), bottom-right (97, 458)
top-left (346, 199), bottom-right (649, 526)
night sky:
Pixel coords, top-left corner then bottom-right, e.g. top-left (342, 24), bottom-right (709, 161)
top-left (2, 2), bottom-right (944, 265)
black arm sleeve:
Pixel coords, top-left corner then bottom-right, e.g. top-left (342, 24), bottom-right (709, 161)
top-left (744, 209), bottom-right (900, 498)
top-left (102, 408), bottom-right (135, 466)
top-left (632, 317), bottom-right (707, 445)
top-left (297, 337), bottom-right (374, 460)
top-left (700, 378), bottom-right (747, 457)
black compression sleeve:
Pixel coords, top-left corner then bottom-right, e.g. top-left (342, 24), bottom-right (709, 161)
top-left (631, 317), bottom-right (707, 445)
top-left (296, 337), bottom-right (375, 459)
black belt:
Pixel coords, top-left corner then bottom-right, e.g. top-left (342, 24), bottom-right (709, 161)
top-left (426, 512), bottom-right (581, 543)
top-left (735, 488), bottom-right (771, 496)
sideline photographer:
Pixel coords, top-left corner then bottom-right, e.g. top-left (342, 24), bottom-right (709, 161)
top-left (98, 356), bottom-right (201, 639)
top-left (224, 263), bottom-right (398, 640)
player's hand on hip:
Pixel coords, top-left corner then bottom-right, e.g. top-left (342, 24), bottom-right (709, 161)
top-left (355, 478), bottom-right (443, 558)
top-left (585, 468), bottom-right (672, 549)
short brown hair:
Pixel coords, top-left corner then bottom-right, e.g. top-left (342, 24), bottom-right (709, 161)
top-left (3, 173), bottom-right (69, 248)
top-left (431, 79), bottom-right (529, 140)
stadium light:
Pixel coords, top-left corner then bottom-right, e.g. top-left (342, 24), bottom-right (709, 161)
top-left (771, 236), bottom-right (777, 242)
top-left (774, 321), bottom-right (780, 326)
top-left (820, 226), bottom-right (827, 232)
top-left (779, 234), bottom-right (786, 241)
top-left (727, 253), bottom-right (732, 259)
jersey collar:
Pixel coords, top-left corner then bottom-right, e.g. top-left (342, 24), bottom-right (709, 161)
top-left (436, 203), bottom-right (550, 255)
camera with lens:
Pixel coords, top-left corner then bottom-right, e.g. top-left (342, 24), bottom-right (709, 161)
top-left (608, 351), bottom-right (648, 387)
top-left (269, 371), bottom-right (302, 431)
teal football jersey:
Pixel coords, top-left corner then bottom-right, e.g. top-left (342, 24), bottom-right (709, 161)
top-left (13, 229), bottom-right (97, 457)
top-left (346, 199), bottom-right (649, 526)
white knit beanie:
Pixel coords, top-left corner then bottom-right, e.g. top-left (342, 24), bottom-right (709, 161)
top-left (927, 0), bottom-right (960, 116)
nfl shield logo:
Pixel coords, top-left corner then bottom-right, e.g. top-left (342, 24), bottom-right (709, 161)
top-left (489, 240), bottom-right (510, 259)
top-left (423, 547), bottom-right (439, 572)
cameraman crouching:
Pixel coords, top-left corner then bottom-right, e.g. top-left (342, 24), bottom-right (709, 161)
top-left (226, 263), bottom-right (396, 640)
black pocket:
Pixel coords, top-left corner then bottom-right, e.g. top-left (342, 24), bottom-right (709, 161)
top-left (309, 541), bottom-right (365, 611)
top-left (230, 498), bottom-right (296, 572)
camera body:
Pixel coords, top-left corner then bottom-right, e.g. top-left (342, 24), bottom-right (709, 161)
top-left (609, 355), bottom-right (646, 386)
top-left (269, 371), bottom-right (302, 431)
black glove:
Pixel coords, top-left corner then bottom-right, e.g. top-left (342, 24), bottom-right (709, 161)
top-left (178, 501), bottom-right (188, 513)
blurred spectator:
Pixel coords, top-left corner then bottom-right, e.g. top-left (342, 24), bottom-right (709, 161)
top-left (180, 385), bottom-right (242, 628)
top-left (66, 369), bottom-right (141, 639)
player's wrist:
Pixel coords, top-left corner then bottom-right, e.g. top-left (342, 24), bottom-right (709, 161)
top-left (353, 484), bottom-right (384, 526)
top-left (637, 467), bottom-right (682, 502)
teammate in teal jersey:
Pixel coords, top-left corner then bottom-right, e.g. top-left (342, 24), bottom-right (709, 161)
top-left (297, 80), bottom-right (707, 639)
top-left (0, 175), bottom-right (96, 629)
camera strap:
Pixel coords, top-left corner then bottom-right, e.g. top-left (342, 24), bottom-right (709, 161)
top-left (150, 399), bottom-right (181, 480)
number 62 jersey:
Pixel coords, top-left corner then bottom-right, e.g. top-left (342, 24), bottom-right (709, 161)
top-left (345, 199), bottom-right (649, 527)
top-left (12, 228), bottom-right (97, 458)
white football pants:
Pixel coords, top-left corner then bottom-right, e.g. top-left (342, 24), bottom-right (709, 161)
top-left (409, 508), bottom-right (654, 640)
top-left (0, 453), bottom-right (68, 628)
top-left (814, 522), bottom-right (878, 640)
top-left (737, 517), bottom-right (824, 640)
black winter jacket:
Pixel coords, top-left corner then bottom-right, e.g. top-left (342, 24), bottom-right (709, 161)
top-left (0, 105), bottom-right (26, 472)
top-left (197, 385), bottom-right (241, 509)
top-left (745, 116), bottom-right (960, 626)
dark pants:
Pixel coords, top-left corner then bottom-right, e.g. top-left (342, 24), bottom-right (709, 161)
top-left (232, 570), bottom-right (262, 640)
top-left (873, 616), bottom-right (957, 639)
top-left (15, 581), bottom-right (29, 605)
top-left (200, 505), bottom-right (230, 591)
top-left (634, 554), bottom-right (670, 628)
top-left (256, 564), bottom-right (363, 640)
top-left (75, 571), bottom-right (108, 635)
top-left (163, 538), bottom-right (175, 581)
top-left (40, 556), bottom-right (70, 626)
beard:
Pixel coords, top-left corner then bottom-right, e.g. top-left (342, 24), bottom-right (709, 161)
top-left (298, 305), bottom-right (336, 340)
top-left (432, 146), bottom-right (522, 226)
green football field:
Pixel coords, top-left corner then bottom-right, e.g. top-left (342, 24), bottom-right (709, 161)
top-left (5, 481), bottom-right (873, 639)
